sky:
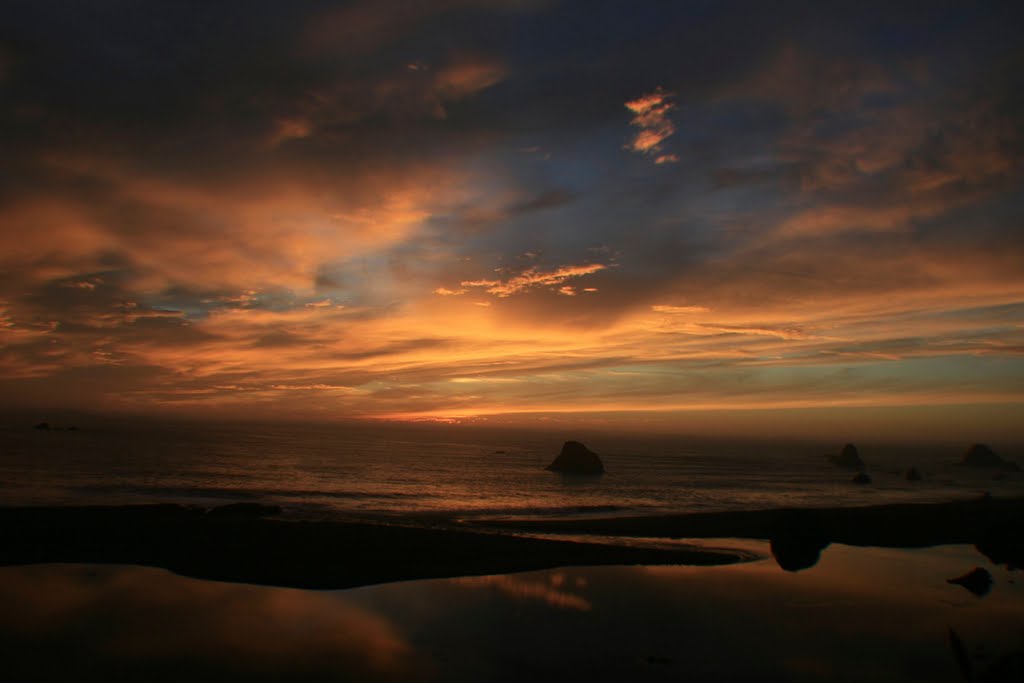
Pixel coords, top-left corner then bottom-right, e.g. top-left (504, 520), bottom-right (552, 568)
top-left (2, 1), bottom-right (1023, 438)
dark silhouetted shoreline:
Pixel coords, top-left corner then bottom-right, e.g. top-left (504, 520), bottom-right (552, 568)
top-left (0, 504), bottom-right (749, 590)
top-left (3, 496), bottom-right (1021, 588)
top-left (479, 496), bottom-right (1024, 570)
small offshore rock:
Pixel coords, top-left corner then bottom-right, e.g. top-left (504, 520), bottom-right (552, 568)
top-left (546, 441), bottom-right (605, 475)
top-left (829, 443), bottom-right (865, 470)
top-left (851, 472), bottom-right (872, 485)
top-left (961, 444), bottom-right (1019, 470)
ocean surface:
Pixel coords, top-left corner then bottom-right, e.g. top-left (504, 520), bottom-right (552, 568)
top-left (2, 418), bottom-right (1022, 521)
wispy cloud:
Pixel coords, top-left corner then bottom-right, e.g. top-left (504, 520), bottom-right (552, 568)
top-left (625, 88), bottom-right (678, 163)
top-left (2, 1), bottom-right (1022, 437)
top-left (456, 263), bottom-right (607, 297)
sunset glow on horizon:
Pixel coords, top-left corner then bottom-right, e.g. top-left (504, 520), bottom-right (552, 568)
top-left (2, 1), bottom-right (1022, 438)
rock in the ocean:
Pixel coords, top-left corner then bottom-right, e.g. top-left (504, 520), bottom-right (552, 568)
top-left (33, 422), bottom-right (50, 430)
top-left (904, 466), bottom-right (923, 481)
top-left (829, 443), bottom-right (865, 470)
top-left (851, 472), bottom-right (872, 485)
top-left (960, 444), bottom-right (1019, 470)
top-left (546, 441), bottom-right (605, 475)
top-left (947, 567), bottom-right (993, 597)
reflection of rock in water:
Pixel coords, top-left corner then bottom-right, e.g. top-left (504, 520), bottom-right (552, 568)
top-left (770, 535), bottom-right (831, 572)
top-left (948, 628), bottom-right (973, 683)
top-left (946, 567), bottom-right (993, 597)
top-left (976, 522), bottom-right (1024, 570)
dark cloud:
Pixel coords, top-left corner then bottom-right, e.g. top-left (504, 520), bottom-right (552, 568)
top-left (1, 0), bottom-right (1022, 426)
top-left (507, 188), bottom-right (578, 215)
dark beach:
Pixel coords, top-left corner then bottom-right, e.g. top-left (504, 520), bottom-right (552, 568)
top-left (478, 495), bottom-right (1024, 563)
top-left (3, 496), bottom-right (1022, 588)
top-left (0, 503), bottom-right (748, 590)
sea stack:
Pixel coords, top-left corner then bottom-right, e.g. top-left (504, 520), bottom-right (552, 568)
top-left (830, 443), bottom-right (865, 470)
top-left (546, 441), bottom-right (605, 475)
top-left (960, 444), bottom-right (1019, 470)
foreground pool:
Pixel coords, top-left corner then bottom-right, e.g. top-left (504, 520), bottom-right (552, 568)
top-left (0, 542), bottom-right (1020, 681)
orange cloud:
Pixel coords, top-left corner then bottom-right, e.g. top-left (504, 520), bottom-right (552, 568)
top-left (455, 574), bottom-right (592, 611)
top-left (625, 88), bottom-right (677, 160)
top-left (2, 6), bottom-right (1022, 440)
top-left (458, 263), bottom-right (607, 297)
top-left (434, 60), bottom-right (506, 98)
top-left (7, 152), bottom-right (467, 296)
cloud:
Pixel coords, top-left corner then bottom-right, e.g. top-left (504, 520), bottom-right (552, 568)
top-left (449, 188), bottom-right (578, 232)
top-left (651, 305), bottom-right (711, 314)
top-left (268, 117), bottom-right (314, 146)
top-left (625, 88), bottom-right (678, 161)
top-left (717, 44), bottom-right (896, 118)
top-left (302, 0), bottom-right (547, 57)
top-left (0, 151), bottom-right (465, 296)
top-left (506, 189), bottom-right (578, 215)
top-left (457, 263), bottom-right (607, 297)
top-left (1, 1), bottom-right (1022, 436)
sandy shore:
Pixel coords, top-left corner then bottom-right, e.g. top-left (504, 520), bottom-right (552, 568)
top-left (0, 504), bottom-right (749, 589)
top-left (2, 496), bottom-right (1020, 588)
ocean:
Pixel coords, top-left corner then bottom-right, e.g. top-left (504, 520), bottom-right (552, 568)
top-left (2, 418), bottom-right (1021, 521)
top-left (3, 417), bottom-right (1024, 682)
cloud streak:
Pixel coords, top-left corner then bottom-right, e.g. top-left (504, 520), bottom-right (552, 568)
top-left (625, 88), bottom-right (678, 164)
top-left (457, 263), bottom-right (607, 297)
top-left (1, 1), bottom-right (1022, 438)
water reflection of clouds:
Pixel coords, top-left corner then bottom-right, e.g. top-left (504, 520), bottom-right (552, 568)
top-left (453, 572), bottom-right (592, 611)
top-left (0, 564), bottom-right (418, 682)
top-left (630, 546), bottom-right (1024, 680)
top-left (2, 546), bottom-right (1022, 682)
